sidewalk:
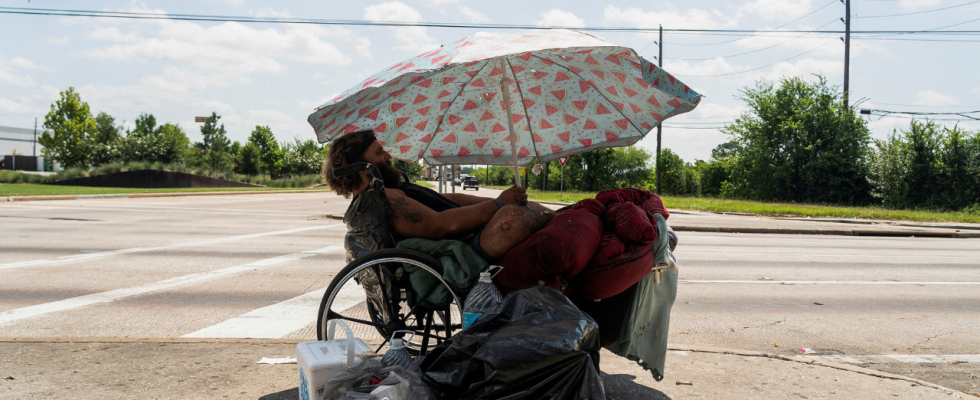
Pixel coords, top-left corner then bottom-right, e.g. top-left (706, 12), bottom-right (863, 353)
top-left (0, 338), bottom-right (970, 399)
top-left (665, 209), bottom-right (980, 238)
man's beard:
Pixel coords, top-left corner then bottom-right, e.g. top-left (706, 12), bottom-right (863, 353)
top-left (374, 160), bottom-right (404, 187)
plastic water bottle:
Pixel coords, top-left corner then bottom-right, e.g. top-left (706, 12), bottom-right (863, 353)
top-left (462, 268), bottom-right (503, 329)
top-left (380, 335), bottom-right (414, 370)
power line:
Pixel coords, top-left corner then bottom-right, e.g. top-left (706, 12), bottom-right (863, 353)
top-left (0, 6), bottom-right (978, 35)
top-left (0, 136), bottom-right (37, 143)
top-left (772, 0), bottom-right (838, 30)
top-left (861, 108), bottom-right (980, 121)
top-left (855, 0), bottom-right (980, 19)
top-left (669, 19), bottom-right (837, 61)
top-left (675, 38), bottom-right (838, 77)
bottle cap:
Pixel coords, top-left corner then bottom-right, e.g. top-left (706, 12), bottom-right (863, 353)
top-left (391, 338), bottom-right (403, 348)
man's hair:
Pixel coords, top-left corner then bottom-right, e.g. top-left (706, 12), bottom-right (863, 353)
top-left (323, 130), bottom-right (377, 199)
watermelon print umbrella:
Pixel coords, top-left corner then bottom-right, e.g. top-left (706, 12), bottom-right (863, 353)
top-left (307, 29), bottom-right (702, 183)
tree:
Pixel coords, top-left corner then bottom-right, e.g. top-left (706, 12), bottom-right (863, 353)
top-left (282, 138), bottom-right (327, 176)
top-left (119, 113), bottom-right (190, 164)
top-left (722, 76), bottom-right (872, 204)
top-left (236, 142), bottom-right (261, 175)
top-left (248, 125), bottom-right (282, 177)
top-left (656, 148), bottom-right (698, 195)
top-left (89, 112), bottom-right (124, 166)
top-left (393, 159), bottom-right (423, 180)
top-left (38, 87), bottom-right (96, 168)
top-left (193, 112), bottom-right (233, 174)
top-left (869, 121), bottom-right (980, 210)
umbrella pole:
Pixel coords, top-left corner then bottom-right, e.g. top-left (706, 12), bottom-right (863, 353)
top-left (498, 57), bottom-right (521, 187)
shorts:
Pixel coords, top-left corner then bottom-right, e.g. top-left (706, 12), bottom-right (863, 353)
top-left (468, 228), bottom-right (497, 264)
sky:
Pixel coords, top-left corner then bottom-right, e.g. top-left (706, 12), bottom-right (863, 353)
top-left (1, 0), bottom-right (978, 161)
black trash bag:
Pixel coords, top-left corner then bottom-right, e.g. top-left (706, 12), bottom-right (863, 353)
top-left (418, 285), bottom-right (606, 400)
top-left (341, 166), bottom-right (399, 338)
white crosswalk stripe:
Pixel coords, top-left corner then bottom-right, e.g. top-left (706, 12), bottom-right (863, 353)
top-left (0, 224), bottom-right (347, 271)
top-left (0, 246), bottom-right (343, 325)
top-left (182, 283), bottom-right (365, 339)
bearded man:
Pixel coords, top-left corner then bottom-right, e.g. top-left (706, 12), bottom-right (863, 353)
top-left (323, 130), bottom-right (554, 262)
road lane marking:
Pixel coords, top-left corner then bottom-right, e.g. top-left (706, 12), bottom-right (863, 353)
top-left (678, 252), bottom-right (976, 259)
top-left (805, 354), bottom-right (980, 364)
top-left (679, 280), bottom-right (980, 285)
top-left (0, 204), bottom-right (314, 217)
top-left (0, 246), bottom-right (343, 325)
top-left (182, 283), bottom-right (365, 339)
top-left (0, 224), bottom-right (347, 270)
top-left (56, 201), bottom-right (320, 214)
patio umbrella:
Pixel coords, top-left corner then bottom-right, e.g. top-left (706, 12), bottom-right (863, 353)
top-left (307, 29), bottom-right (701, 184)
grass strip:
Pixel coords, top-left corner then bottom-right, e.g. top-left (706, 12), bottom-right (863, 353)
top-left (0, 184), bottom-right (329, 197)
top-left (485, 185), bottom-right (980, 224)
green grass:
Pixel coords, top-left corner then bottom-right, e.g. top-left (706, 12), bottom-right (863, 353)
top-left (485, 185), bottom-right (980, 224)
top-left (0, 183), bottom-right (329, 197)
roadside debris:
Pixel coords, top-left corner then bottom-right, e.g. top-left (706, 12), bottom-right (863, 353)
top-left (814, 302), bottom-right (824, 305)
top-left (256, 357), bottom-right (296, 364)
top-left (797, 348), bottom-right (815, 354)
top-left (4, 375), bottom-right (15, 380)
top-left (676, 381), bottom-right (693, 386)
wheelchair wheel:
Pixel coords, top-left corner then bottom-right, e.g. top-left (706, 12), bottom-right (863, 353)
top-left (317, 248), bottom-right (464, 355)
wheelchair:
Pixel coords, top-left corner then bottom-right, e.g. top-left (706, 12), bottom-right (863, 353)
top-left (316, 162), bottom-right (466, 357)
top-left (316, 162), bottom-right (679, 380)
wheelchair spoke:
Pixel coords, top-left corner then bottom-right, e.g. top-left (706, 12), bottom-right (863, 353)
top-left (325, 310), bottom-right (386, 330)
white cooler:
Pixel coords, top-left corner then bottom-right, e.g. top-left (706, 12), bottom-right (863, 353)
top-left (296, 320), bottom-right (373, 400)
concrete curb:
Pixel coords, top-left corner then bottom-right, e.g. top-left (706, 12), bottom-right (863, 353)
top-left (671, 225), bottom-right (980, 238)
top-left (3, 190), bottom-right (324, 202)
top-left (668, 344), bottom-right (973, 399)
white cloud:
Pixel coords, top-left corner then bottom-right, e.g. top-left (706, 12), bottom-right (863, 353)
top-left (664, 57), bottom-right (738, 77)
top-left (750, 58), bottom-right (843, 81)
top-left (0, 70), bottom-right (36, 87)
top-left (245, 109), bottom-right (311, 140)
top-left (354, 37), bottom-right (373, 59)
top-left (604, 5), bottom-right (733, 30)
top-left (10, 57), bottom-right (52, 72)
top-left (0, 55), bottom-right (47, 86)
top-left (915, 90), bottom-right (958, 106)
top-left (457, 6), bottom-right (490, 23)
top-left (46, 36), bottom-right (72, 46)
top-left (253, 8), bottom-right (292, 18)
top-left (89, 27), bottom-right (140, 43)
top-left (537, 9), bottom-right (586, 28)
top-left (224, 0), bottom-right (245, 4)
top-left (741, 0), bottom-right (813, 20)
top-left (84, 8), bottom-right (357, 75)
top-left (364, 2), bottom-right (439, 52)
top-left (420, 0), bottom-right (458, 5)
top-left (734, 30), bottom-right (842, 58)
top-left (898, 0), bottom-right (944, 10)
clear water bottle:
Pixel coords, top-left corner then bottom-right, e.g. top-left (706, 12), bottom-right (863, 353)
top-left (462, 268), bottom-right (503, 329)
top-left (380, 332), bottom-right (415, 370)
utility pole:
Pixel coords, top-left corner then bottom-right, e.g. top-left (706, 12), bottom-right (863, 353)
top-left (655, 24), bottom-right (663, 195)
top-left (32, 118), bottom-right (37, 157)
top-left (842, 0), bottom-right (851, 109)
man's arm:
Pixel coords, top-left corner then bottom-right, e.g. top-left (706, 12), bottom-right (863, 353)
top-left (442, 192), bottom-right (492, 207)
top-left (387, 189), bottom-right (498, 240)
top-left (386, 186), bottom-right (529, 240)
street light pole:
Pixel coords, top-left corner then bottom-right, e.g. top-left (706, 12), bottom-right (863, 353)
top-left (655, 24), bottom-right (663, 195)
top-left (842, 0), bottom-right (851, 109)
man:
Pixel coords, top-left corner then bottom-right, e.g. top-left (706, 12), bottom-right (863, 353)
top-left (324, 130), bottom-right (553, 261)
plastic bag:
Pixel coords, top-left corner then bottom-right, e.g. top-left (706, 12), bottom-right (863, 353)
top-left (418, 285), bottom-right (606, 400)
top-left (320, 357), bottom-right (437, 400)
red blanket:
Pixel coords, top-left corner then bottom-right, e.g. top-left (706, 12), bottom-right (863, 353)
top-left (497, 188), bottom-right (668, 299)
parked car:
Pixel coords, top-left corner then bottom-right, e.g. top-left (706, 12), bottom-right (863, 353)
top-left (462, 176), bottom-right (479, 190)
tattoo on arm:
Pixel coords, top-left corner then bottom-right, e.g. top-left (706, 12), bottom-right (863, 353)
top-left (389, 196), bottom-right (423, 224)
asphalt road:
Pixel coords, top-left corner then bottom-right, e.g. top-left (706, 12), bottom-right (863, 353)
top-left (1, 189), bottom-right (978, 395)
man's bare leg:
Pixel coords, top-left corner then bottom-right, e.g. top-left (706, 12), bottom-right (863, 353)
top-left (478, 205), bottom-right (555, 258)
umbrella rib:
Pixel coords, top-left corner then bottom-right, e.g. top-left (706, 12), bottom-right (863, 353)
top-left (424, 59), bottom-right (495, 163)
top-left (504, 57), bottom-right (539, 161)
top-left (530, 53), bottom-right (646, 139)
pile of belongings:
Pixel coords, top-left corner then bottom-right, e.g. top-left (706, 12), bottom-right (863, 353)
top-left (497, 188), bottom-right (670, 300)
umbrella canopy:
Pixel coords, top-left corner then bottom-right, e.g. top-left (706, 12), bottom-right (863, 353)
top-left (308, 29), bottom-right (701, 171)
